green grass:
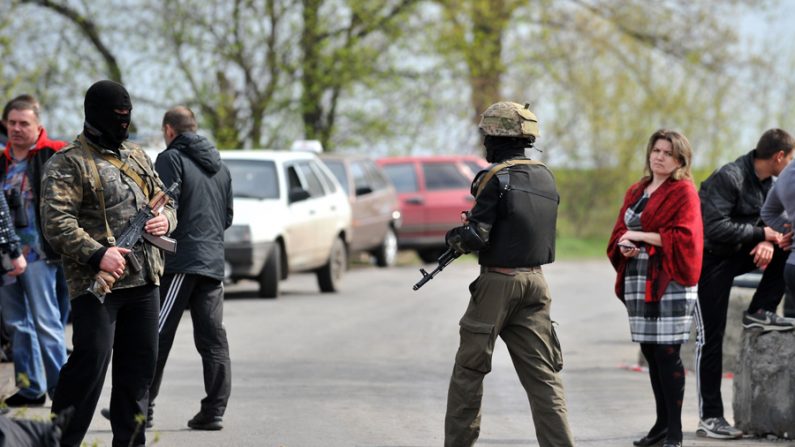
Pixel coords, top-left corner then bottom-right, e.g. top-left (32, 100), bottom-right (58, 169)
top-left (350, 235), bottom-right (608, 267)
top-left (555, 235), bottom-right (609, 260)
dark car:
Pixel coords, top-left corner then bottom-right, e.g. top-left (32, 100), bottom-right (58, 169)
top-left (376, 155), bottom-right (488, 263)
top-left (320, 154), bottom-right (402, 267)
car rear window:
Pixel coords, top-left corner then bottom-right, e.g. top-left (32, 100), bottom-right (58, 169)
top-left (382, 163), bottom-right (419, 193)
top-left (225, 159), bottom-right (279, 199)
top-left (363, 161), bottom-right (389, 191)
top-left (423, 162), bottom-right (471, 190)
top-left (296, 161), bottom-right (326, 197)
top-left (322, 159), bottom-right (349, 194)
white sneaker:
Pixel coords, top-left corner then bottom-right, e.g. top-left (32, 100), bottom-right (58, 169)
top-left (696, 417), bottom-right (743, 439)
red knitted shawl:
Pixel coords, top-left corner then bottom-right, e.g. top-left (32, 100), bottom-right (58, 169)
top-left (607, 177), bottom-right (703, 302)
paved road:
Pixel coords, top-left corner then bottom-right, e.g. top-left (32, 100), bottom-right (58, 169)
top-left (9, 259), bottom-right (794, 446)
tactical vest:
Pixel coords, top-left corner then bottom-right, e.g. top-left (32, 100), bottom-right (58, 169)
top-left (473, 158), bottom-right (559, 267)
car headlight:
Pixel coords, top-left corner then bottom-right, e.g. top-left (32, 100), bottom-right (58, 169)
top-left (225, 224), bottom-right (251, 243)
top-left (392, 210), bottom-right (402, 228)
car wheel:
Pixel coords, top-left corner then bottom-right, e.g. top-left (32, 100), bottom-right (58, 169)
top-left (373, 227), bottom-right (398, 268)
top-left (258, 243), bottom-right (281, 299)
top-left (418, 248), bottom-right (444, 264)
top-left (317, 237), bottom-right (346, 293)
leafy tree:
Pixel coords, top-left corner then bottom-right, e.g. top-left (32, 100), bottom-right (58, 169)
top-left (299, 0), bottom-right (420, 148)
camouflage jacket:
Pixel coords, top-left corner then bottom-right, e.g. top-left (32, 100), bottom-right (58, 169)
top-left (40, 133), bottom-right (177, 299)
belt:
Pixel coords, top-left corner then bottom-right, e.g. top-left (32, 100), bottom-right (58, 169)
top-left (481, 266), bottom-right (541, 275)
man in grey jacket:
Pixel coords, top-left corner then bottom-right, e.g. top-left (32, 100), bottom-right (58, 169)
top-left (148, 106), bottom-right (233, 430)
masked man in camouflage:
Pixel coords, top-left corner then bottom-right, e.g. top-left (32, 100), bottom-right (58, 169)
top-left (40, 80), bottom-right (176, 447)
top-left (443, 102), bottom-right (575, 447)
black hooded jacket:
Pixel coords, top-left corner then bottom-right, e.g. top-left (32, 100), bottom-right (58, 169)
top-left (154, 133), bottom-right (233, 280)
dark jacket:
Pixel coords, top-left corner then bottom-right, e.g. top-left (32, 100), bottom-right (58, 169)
top-left (699, 150), bottom-right (770, 256)
top-left (0, 193), bottom-right (21, 259)
top-left (1, 128), bottom-right (66, 260)
top-left (155, 133), bottom-right (233, 280)
top-left (450, 159), bottom-right (558, 267)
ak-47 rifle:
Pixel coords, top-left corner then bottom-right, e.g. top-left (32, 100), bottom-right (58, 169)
top-left (88, 182), bottom-right (179, 302)
top-left (412, 247), bottom-right (461, 291)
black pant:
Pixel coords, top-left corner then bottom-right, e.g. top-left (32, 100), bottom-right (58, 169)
top-left (51, 285), bottom-right (159, 447)
top-left (149, 273), bottom-right (231, 417)
top-left (783, 264), bottom-right (795, 318)
top-left (695, 246), bottom-right (786, 420)
top-left (640, 343), bottom-right (685, 443)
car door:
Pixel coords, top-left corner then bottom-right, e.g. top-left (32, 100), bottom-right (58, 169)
top-left (284, 162), bottom-right (318, 269)
top-left (419, 160), bottom-right (474, 240)
top-left (298, 160), bottom-right (340, 267)
top-left (348, 159), bottom-right (382, 252)
top-left (381, 161), bottom-right (426, 241)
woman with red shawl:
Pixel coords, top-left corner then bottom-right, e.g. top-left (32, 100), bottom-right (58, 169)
top-left (607, 129), bottom-right (703, 447)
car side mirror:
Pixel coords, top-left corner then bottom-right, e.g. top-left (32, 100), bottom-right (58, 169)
top-left (289, 187), bottom-right (311, 203)
top-left (355, 185), bottom-right (373, 197)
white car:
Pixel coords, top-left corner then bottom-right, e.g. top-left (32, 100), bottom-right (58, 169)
top-left (220, 150), bottom-right (352, 297)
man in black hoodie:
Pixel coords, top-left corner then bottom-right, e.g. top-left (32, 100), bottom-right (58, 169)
top-left (149, 106), bottom-right (233, 430)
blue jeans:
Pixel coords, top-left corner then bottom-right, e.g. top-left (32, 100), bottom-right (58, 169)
top-left (56, 265), bottom-right (71, 326)
top-left (0, 260), bottom-right (67, 398)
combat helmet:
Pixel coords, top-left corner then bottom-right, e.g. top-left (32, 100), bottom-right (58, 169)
top-left (478, 101), bottom-right (539, 139)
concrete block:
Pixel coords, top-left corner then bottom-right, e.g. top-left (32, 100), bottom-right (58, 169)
top-left (733, 330), bottom-right (795, 438)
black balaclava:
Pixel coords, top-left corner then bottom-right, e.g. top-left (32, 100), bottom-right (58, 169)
top-left (483, 135), bottom-right (534, 163)
top-left (83, 80), bottom-right (132, 150)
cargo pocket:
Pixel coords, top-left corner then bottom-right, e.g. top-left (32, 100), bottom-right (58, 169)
top-left (468, 276), bottom-right (481, 294)
top-left (455, 317), bottom-right (495, 374)
top-left (550, 321), bottom-right (563, 372)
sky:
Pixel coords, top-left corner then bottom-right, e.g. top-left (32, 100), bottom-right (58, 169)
top-left (739, 2), bottom-right (795, 50)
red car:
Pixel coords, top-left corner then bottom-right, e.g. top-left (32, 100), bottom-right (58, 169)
top-left (376, 155), bottom-right (488, 263)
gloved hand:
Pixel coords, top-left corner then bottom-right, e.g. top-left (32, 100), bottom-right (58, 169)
top-left (94, 270), bottom-right (117, 295)
top-left (445, 227), bottom-right (469, 256)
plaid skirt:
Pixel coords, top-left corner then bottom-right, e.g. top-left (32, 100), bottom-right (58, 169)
top-left (624, 249), bottom-right (697, 344)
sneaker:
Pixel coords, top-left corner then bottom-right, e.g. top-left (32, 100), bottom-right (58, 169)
top-left (742, 310), bottom-right (795, 332)
top-left (697, 417), bottom-right (743, 439)
top-left (187, 411), bottom-right (223, 431)
top-left (3, 392), bottom-right (45, 407)
top-left (100, 406), bottom-right (154, 428)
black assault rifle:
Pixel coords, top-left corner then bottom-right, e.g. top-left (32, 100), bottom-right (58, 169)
top-left (412, 247), bottom-right (461, 291)
top-left (88, 182), bottom-right (179, 302)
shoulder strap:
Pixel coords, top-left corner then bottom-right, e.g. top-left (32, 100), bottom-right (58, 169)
top-left (475, 159), bottom-right (544, 198)
top-left (78, 135), bottom-right (115, 246)
top-left (100, 153), bottom-right (150, 198)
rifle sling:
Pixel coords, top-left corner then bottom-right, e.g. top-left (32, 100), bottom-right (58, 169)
top-left (79, 134), bottom-right (152, 246)
top-left (475, 159), bottom-right (544, 198)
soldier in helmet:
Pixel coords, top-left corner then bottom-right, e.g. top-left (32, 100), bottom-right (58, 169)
top-left (443, 101), bottom-right (574, 447)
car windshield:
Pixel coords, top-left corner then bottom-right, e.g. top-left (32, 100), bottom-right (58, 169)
top-left (225, 159), bottom-right (279, 199)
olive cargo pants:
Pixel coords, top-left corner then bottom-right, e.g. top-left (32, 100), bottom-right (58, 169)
top-left (444, 269), bottom-right (574, 447)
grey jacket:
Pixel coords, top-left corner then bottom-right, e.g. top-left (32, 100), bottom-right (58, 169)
top-left (761, 160), bottom-right (795, 264)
